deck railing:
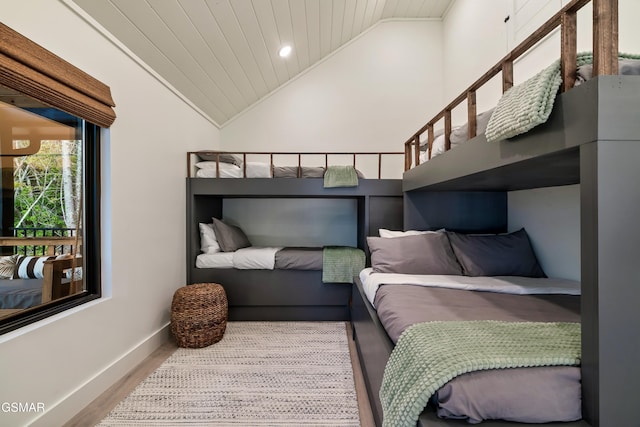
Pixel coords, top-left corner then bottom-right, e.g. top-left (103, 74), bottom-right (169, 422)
top-left (2, 227), bottom-right (79, 256)
top-left (404, 0), bottom-right (618, 170)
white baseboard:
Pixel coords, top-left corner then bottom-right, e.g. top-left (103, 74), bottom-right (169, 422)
top-left (29, 324), bottom-right (170, 427)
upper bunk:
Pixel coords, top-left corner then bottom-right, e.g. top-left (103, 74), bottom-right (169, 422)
top-left (187, 150), bottom-right (403, 198)
top-left (402, 0), bottom-right (640, 193)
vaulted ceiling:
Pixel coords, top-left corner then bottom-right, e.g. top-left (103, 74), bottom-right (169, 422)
top-left (72, 0), bottom-right (452, 127)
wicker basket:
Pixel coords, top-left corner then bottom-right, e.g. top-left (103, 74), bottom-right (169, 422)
top-left (170, 283), bottom-right (228, 348)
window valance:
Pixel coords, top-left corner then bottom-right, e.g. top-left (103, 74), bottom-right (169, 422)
top-left (0, 22), bottom-right (116, 127)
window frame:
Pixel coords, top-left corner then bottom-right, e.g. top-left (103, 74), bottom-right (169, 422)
top-left (0, 121), bottom-right (102, 335)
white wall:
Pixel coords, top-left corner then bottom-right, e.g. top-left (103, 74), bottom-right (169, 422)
top-left (0, 1), bottom-right (220, 426)
top-left (221, 20), bottom-right (444, 179)
top-left (442, 0), bottom-right (509, 113)
top-left (223, 199), bottom-right (358, 247)
top-left (508, 185), bottom-right (580, 281)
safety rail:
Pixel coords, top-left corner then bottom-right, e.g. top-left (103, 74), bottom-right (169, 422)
top-left (187, 151), bottom-right (404, 179)
top-left (404, 0), bottom-right (618, 169)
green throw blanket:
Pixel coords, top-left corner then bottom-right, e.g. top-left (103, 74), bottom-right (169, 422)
top-left (322, 246), bottom-right (364, 283)
top-left (485, 52), bottom-right (640, 142)
top-left (324, 165), bottom-right (358, 188)
top-left (380, 320), bottom-right (581, 427)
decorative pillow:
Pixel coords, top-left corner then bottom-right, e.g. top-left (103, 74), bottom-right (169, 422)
top-left (378, 229), bottom-right (443, 238)
top-left (0, 254), bottom-right (19, 279)
top-left (367, 234), bottom-right (462, 275)
top-left (211, 218), bottom-right (251, 252)
top-left (14, 255), bottom-right (57, 279)
top-left (446, 228), bottom-right (547, 277)
top-left (197, 152), bottom-right (242, 166)
top-left (199, 223), bottom-right (221, 254)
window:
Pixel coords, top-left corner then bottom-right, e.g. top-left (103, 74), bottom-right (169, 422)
top-left (0, 22), bottom-right (114, 334)
top-left (0, 88), bottom-right (101, 334)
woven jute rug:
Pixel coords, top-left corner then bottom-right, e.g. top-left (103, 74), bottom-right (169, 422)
top-left (97, 321), bottom-right (360, 426)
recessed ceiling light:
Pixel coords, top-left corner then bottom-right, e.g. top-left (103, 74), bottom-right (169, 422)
top-left (278, 45), bottom-right (292, 58)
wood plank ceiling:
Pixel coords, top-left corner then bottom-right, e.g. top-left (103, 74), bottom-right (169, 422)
top-left (72, 0), bottom-right (452, 127)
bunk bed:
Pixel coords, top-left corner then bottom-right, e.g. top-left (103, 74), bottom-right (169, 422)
top-left (186, 151), bottom-right (404, 321)
top-left (351, 0), bottom-right (639, 426)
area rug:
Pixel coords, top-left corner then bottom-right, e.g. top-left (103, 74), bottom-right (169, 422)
top-left (97, 322), bottom-right (360, 426)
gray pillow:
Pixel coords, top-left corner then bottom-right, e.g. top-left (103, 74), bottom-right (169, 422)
top-left (302, 167), bottom-right (327, 178)
top-left (449, 108), bottom-right (494, 146)
top-left (197, 152), bottom-right (242, 166)
top-left (446, 228), bottom-right (546, 277)
top-left (366, 233), bottom-right (462, 275)
top-left (272, 166), bottom-right (363, 178)
top-left (272, 166), bottom-right (326, 178)
top-left (211, 218), bottom-right (251, 252)
top-left (272, 166), bottom-right (301, 178)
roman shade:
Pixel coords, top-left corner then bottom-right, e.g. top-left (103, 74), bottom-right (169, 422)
top-left (0, 22), bottom-right (116, 127)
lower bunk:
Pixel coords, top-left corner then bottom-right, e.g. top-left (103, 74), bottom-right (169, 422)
top-left (351, 277), bottom-right (590, 427)
top-left (189, 218), bottom-right (366, 321)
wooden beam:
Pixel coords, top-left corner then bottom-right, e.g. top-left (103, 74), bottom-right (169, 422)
top-left (502, 61), bottom-right (514, 93)
top-left (592, 0), bottom-right (618, 76)
top-left (427, 126), bottom-right (434, 160)
top-left (444, 111), bottom-right (452, 152)
top-left (561, 11), bottom-right (578, 92)
top-left (467, 91), bottom-right (477, 140)
top-left (0, 236), bottom-right (80, 248)
top-left (404, 142), bottom-right (411, 171)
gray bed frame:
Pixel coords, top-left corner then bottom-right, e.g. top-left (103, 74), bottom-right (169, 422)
top-left (351, 76), bottom-right (640, 427)
top-left (186, 177), bottom-right (403, 321)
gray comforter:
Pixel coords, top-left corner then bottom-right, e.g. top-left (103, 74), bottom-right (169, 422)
top-left (274, 247), bottom-right (323, 270)
top-left (374, 284), bottom-right (582, 424)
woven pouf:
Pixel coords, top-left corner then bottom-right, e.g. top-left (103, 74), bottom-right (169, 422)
top-left (170, 283), bottom-right (228, 348)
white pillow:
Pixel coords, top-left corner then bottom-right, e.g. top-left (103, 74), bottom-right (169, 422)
top-left (195, 161), bottom-right (240, 170)
top-left (378, 228), bottom-right (443, 238)
top-left (196, 168), bottom-right (242, 178)
top-left (430, 133), bottom-right (446, 158)
top-left (199, 223), bottom-right (221, 254)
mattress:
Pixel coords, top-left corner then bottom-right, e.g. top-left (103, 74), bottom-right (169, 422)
top-left (0, 278), bottom-right (43, 309)
top-left (196, 246), bottom-right (323, 270)
top-left (370, 277), bottom-right (582, 424)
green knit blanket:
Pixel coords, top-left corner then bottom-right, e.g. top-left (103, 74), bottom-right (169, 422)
top-left (322, 246), bottom-right (364, 283)
top-left (324, 165), bottom-right (358, 188)
top-left (485, 52), bottom-right (640, 142)
top-left (380, 320), bottom-right (581, 427)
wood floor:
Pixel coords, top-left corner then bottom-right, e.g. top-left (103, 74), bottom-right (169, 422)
top-left (64, 322), bottom-right (376, 427)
